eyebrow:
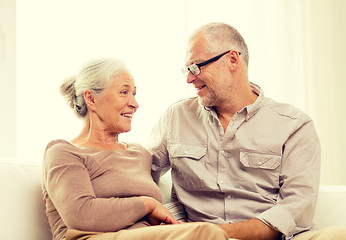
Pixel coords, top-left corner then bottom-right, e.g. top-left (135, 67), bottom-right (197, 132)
top-left (121, 84), bottom-right (137, 91)
top-left (121, 84), bottom-right (135, 88)
top-left (186, 57), bottom-right (206, 66)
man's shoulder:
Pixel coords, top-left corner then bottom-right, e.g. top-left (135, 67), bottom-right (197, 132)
top-left (263, 97), bottom-right (312, 122)
top-left (167, 97), bottom-right (200, 112)
top-left (158, 97), bottom-right (205, 126)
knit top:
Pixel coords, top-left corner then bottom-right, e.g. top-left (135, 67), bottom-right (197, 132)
top-left (42, 139), bottom-right (162, 240)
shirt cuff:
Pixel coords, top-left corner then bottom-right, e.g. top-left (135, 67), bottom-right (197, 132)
top-left (256, 205), bottom-right (296, 237)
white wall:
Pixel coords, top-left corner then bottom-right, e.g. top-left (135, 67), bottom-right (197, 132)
top-left (15, 0), bottom-right (194, 161)
top-left (0, 0), bottom-right (16, 160)
top-left (1, 0), bottom-right (346, 184)
top-left (14, 0), bottom-right (306, 161)
top-left (301, 0), bottom-right (346, 185)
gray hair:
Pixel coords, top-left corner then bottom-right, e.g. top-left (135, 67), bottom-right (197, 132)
top-left (191, 22), bottom-right (249, 68)
top-left (60, 58), bottom-right (129, 118)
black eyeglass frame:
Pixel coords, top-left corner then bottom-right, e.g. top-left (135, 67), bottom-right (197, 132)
top-left (183, 50), bottom-right (241, 76)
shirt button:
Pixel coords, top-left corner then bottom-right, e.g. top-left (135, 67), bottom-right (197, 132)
top-left (184, 150), bottom-right (188, 154)
top-left (227, 195), bottom-right (232, 199)
top-left (220, 180), bottom-right (224, 184)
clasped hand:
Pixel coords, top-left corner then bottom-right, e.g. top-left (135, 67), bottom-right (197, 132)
top-left (139, 196), bottom-right (180, 225)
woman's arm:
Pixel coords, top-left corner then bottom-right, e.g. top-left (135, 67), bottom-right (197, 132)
top-left (43, 143), bottom-right (147, 232)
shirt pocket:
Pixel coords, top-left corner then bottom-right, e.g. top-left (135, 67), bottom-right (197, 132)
top-left (238, 150), bottom-right (281, 197)
top-left (168, 143), bottom-right (211, 191)
top-left (169, 143), bottom-right (206, 160)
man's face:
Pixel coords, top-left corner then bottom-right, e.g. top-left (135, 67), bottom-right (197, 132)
top-left (185, 35), bottom-right (232, 107)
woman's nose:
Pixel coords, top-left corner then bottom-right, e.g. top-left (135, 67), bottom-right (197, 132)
top-left (129, 96), bottom-right (139, 110)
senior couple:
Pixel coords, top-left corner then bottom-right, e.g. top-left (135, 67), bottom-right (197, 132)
top-left (42, 22), bottom-right (346, 240)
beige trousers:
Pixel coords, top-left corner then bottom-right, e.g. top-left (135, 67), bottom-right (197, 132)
top-left (294, 226), bottom-right (346, 240)
top-left (65, 222), bottom-right (229, 240)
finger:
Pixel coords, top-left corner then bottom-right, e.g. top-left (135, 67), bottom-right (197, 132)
top-left (147, 215), bottom-right (162, 225)
top-left (163, 215), bottom-right (180, 225)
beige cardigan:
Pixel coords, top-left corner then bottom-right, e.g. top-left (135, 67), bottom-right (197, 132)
top-left (42, 139), bottom-right (162, 240)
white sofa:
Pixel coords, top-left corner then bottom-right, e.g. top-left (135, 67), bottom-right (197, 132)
top-left (1, 162), bottom-right (346, 240)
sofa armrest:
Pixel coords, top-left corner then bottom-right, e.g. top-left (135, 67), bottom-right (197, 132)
top-left (313, 185), bottom-right (346, 228)
top-left (0, 162), bottom-right (52, 240)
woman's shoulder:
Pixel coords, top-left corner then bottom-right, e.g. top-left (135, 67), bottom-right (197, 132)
top-left (43, 139), bottom-right (84, 163)
top-left (45, 139), bottom-right (74, 152)
top-left (127, 142), bottom-right (149, 153)
top-left (45, 140), bottom-right (151, 158)
top-left (126, 143), bottom-right (152, 159)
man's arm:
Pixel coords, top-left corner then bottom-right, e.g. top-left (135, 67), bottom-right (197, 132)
top-left (215, 118), bottom-right (320, 240)
top-left (218, 218), bottom-right (281, 240)
top-left (148, 108), bottom-right (172, 183)
top-left (255, 119), bottom-right (321, 237)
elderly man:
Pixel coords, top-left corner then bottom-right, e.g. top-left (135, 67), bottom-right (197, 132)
top-left (149, 22), bottom-right (346, 239)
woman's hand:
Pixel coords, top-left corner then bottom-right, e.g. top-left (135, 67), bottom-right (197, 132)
top-left (139, 196), bottom-right (180, 225)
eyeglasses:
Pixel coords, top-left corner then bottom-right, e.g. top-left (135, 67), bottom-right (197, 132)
top-left (182, 50), bottom-right (241, 76)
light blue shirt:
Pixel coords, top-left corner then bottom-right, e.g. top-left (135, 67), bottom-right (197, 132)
top-left (149, 83), bottom-right (321, 239)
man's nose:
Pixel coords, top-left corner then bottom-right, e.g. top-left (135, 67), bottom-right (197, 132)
top-left (186, 71), bottom-right (197, 84)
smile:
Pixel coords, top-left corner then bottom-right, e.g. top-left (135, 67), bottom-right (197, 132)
top-left (196, 85), bottom-right (206, 90)
top-left (121, 113), bottom-right (133, 118)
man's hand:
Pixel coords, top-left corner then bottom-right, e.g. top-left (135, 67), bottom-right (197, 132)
top-left (139, 196), bottom-right (180, 225)
top-left (217, 218), bottom-right (281, 240)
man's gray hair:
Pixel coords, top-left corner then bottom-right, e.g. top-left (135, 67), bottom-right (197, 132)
top-left (192, 22), bottom-right (249, 68)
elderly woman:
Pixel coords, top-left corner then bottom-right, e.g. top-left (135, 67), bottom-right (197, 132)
top-left (42, 58), bottom-right (228, 240)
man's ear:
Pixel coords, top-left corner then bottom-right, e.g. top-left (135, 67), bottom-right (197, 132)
top-left (228, 50), bottom-right (240, 72)
top-left (84, 90), bottom-right (96, 110)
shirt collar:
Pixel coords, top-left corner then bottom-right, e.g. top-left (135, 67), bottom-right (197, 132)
top-left (203, 82), bottom-right (264, 121)
top-left (243, 82), bottom-right (263, 121)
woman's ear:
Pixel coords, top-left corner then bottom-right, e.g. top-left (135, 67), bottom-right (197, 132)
top-left (84, 90), bottom-right (96, 110)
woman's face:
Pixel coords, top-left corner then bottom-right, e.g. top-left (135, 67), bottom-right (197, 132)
top-left (94, 72), bottom-right (139, 135)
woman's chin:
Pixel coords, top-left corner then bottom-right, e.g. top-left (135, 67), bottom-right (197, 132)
top-left (123, 126), bottom-right (132, 133)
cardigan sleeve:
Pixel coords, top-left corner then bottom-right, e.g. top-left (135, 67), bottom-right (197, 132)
top-left (43, 142), bottom-right (147, 232)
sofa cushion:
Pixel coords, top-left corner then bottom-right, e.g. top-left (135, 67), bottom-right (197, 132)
top-left (1, 162), bottom-right (345, 240)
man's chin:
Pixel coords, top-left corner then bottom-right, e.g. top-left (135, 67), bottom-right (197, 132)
top-left (197, 96), bottom-right (215, 107)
